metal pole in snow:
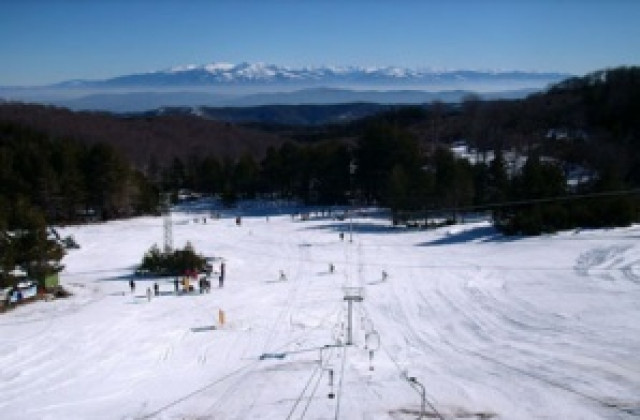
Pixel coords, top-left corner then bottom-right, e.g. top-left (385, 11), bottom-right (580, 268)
top-left (328, 369), bottom-right (335, 399)
top-left (343, 291), bottom-right (363, 345)
top-left (407, 376), bottom-right (426, 419)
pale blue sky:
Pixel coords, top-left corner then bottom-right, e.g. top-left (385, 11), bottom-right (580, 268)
top-left (1, 0), bottom-right (639, 85)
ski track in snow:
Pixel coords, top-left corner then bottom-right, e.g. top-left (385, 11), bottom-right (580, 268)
top-left (1, 208), bottom-right (639, 419)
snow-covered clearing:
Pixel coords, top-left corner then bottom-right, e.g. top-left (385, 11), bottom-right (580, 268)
top-left (1, 203), bottom-right (640, 419)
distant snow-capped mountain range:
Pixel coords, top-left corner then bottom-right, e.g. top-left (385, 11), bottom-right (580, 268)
top-left (1, 62), bottom-right (571, 112)
top-left (52, 62), bottom-right (568, 89)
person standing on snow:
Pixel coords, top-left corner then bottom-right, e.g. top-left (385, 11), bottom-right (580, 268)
top-left (219, 262), bottom-right (225, 288)
top-left (129, 279), bottom-right (135, 294)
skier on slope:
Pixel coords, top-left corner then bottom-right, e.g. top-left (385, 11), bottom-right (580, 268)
top-left (219, 261), bottom-right (225, 287)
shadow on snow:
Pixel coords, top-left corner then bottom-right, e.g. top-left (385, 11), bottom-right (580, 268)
top-left (302, 221), bottom-right (403, 235)
top-left (417, 225), bottom-right (524, 246)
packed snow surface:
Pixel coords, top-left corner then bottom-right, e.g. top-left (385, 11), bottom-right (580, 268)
top-left (1, 203), bottom-right (640, 419)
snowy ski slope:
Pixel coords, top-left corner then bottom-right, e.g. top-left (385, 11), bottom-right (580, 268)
top-left (1, 203), bottom-right (639, 419)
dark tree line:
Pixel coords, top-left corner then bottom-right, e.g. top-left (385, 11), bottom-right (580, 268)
top-left (0, 122), bottom-right (159, 287)
top-left (0, 122), bottom-right (159, 223)
top-left (156, 139), bottom-right (352, 206)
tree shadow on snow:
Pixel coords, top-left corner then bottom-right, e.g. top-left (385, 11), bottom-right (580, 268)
top-left (418, 225), bottom-right (523, 246)
top-left (302, 221), bottom-right (404, 235)
top-left (92, 266), bottom-right (174, 283)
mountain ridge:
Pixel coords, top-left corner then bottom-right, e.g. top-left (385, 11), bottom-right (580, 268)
top-left (0, 62), bottom-right (570, 113)
top-left (51, 62), bottom-right (569, 89)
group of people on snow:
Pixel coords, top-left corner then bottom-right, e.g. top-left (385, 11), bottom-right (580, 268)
top-left (128, 261), bottom-right (226, 299)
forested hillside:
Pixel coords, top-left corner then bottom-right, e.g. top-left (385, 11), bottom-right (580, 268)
top-left (0, 123), bottom-right (158, 288)
top-left (0, 104), bottom-right (288, 168)
top-left (0, 67), bottom-right (638, 239)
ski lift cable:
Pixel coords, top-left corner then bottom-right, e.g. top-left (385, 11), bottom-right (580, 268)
top-left (378, 334), bottom-right (441, 420)
top-left (259, 294), bottom-right (346, 363)
top-left (357, 240), bottom-right (365, 290)
top-left (158, 325), bottom-right (337, 418)
top-left (140, 357), bottom-right (264, 419)
top-left (201, 241), bottom-right (341, 416)
top-left (359, 302), bottom-right (446, 420)
top-left (342, 228), bottom-right (352, 287)
top-left (331, 292), bottom-right (368, 416)
top-left (397, 187), bottom-right (640, 219)
top-left (286, 345), bottom-right (336, 420)
top-left (259, 301), bottom-right (344, 361)
top-left (333, 340), bottom-right (349, 420)
top-left (262, 280), bottom-right (344, 357)
top-left (299, 352), bottom-right (333, 420)
top-left (286, 357), bottom-right (325, 420)
top-left (145, 304), bottom-right (340, 418)
top-left (380, 342), bottom-right (445, 420)
top-left (204, 362), bottom-right (263, 416)
top-left (331, 300), bottom-right (368, 419)
top-left (260, 234), bottom-right (308, 353)
top-left (260, 343), bottom-right (345, 360)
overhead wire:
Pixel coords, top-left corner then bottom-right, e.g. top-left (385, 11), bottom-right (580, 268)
top-left (138, 357), bottom-right (264, 419)
top-left (299, 349), bottom-right (332, 419)
top-left (142, 308), bottom-right (341, 419)
top-left (285, 345), bottom-right (336, 420)
top-left (359, 301), bottom-right (446, 420)
top-left (260, 234), bottom-right (306, 354)
top-left (396, 187), bottom-right (640, 216)
top-left (285, 361), bottom-right (324, 420)
top-left (333, 337), bottom-right (349, 420)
